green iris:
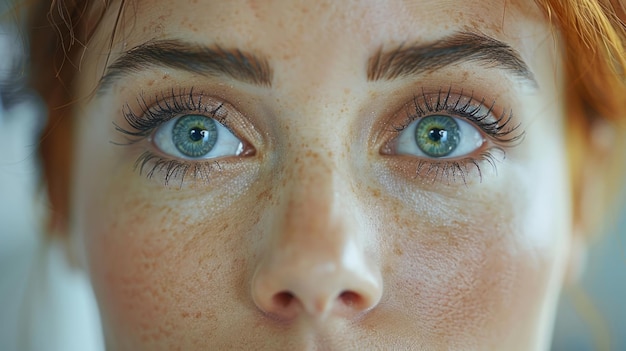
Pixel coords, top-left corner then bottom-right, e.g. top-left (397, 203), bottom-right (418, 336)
top-left (415, 115), bottom-right (461, 157)
top-left (172, 115), bottom-right (218, 157)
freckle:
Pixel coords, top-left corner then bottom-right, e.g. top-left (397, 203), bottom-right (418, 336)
top-left (394, 246), bottom-right (403, 256)
top-left (327, 151), bottom-right (333, 157)
top-left (194, 312), bottom-right (202, 318)
top-left (344, 88), bottom-right (351, 95)
top-left (369, 187), bottom-right (381, 198)
top-left (256, 188), bottom-right (272, 201)
top-left (219, 222), bottom-right (230, 231)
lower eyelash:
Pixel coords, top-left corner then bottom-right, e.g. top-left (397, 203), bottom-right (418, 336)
top-left (134, 151), bottom-right (223, 187)
top-left (387, 87), bottom-right (522, 185)
top-left (113, 88), bottom-right (239, 185)
top-left (410, 148), bottom-right (505, 185)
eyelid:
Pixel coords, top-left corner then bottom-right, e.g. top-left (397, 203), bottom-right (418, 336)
top-left (372, 87), bottom-right (525, 184)
top-left (379, 87), bottom-right (524, 153)
top-left (112, 88), bottom-right (262, 186)
top-left (114, 88), bottom-right (258, 156)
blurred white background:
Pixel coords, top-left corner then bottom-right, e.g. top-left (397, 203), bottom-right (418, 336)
top-left (1, 1), bottom-right (625, 350)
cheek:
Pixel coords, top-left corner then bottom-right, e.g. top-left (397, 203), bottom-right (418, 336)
top-left (82, 196), bottom-right (262, 347)
top-left (367, 166), bottom-right (570, 346)
top-left (385, 213), bottom-right (551, 341)
top-left (83, 197), bottom-right (219, 344)
top-left (74, 147), bottom-right (264, 347)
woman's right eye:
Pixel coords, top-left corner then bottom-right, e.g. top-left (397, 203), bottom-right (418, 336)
top-left (152, 114), bottom-right (244, 160)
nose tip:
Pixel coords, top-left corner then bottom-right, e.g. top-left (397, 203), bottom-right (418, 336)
top-left (251, 151), bottom-right (382, 321)
top-left (251, 256), bottom-right (383, 321)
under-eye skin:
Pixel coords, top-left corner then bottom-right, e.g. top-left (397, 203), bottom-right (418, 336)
top-left (382, 87), bottom-right (525, 183)
top-left (113, 88), bottom-right (253, 185)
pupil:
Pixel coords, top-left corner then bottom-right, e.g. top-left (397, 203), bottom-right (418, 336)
top-left (414, 115), bottom-right (460, 158)
top-left (428, 128), bottom-right (447, 142)
top-left (189, 128), bottom-right (205, 142)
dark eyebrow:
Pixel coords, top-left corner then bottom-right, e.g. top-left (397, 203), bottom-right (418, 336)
top-left (367, 32), bottom-right (537, 87)
top-left (97, 39), bottom-right (273, 93)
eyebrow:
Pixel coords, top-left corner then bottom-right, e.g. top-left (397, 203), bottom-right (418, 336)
top-left (97, 39), bottom-right (273, 93)
top-left (367, 32), bottom-right (537, 87)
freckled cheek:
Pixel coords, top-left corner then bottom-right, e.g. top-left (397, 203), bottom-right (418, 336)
top-left (379, 198), bottom-right (560, 343)
top-left (80, 183), bottom-right (262, 342)
top-left (85, 219), bottom-right (177, 338)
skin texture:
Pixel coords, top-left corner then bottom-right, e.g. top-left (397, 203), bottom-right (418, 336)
top-left (65, 0), bottom-right (573, 349)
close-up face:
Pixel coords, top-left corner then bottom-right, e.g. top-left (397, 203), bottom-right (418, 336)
top-left (66, 0), bottom-right (573, 349)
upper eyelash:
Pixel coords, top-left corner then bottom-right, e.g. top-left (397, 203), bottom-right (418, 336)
top-left (384, 87), bottom-right (525, 185)
top-left (112, 88), bottom-right (242, 186)
top-left (114, 86), bottom-right (520, 186)
top-left (397, 86), bottom-right (525, 145)
top-left (114, 87), bottom-right (225, 142)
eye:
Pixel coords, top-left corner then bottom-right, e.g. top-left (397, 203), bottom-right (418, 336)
top-left (152, 114), bottom-right (244, 159)
top-left (395, 115), bottom-right (485, 158)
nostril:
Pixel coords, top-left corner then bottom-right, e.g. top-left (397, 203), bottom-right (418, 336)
top-left (339, 291), bottom-right (362, 308)
top-left (273, 291), bottom-right (295, 308)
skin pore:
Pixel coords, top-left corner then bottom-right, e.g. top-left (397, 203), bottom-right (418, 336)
top-left (64, 0), bottom-right (574, 349)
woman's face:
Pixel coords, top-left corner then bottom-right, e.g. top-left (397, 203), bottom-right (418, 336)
top-left (68, 0), bottom-right (573, 349)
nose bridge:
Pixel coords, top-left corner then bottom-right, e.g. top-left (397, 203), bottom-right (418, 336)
top-left (279, 149), bottom-right (345, 255)
top-left (252, 148), bottom-right (382, 320)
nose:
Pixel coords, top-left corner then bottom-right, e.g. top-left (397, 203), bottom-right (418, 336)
top-left (251, 157), bottom-right (383, 321)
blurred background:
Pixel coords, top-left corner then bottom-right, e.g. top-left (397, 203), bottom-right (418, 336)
top-left (1, 1), bottom-right (625, 350)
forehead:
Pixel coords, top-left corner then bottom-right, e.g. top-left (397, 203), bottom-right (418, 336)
top-left (100, 0), bottom-right (548, 56)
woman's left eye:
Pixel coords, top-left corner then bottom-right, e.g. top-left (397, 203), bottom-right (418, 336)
top-left (395, 115), bottom-right (485, 158)
top-left (152, 114), bottom-right (244, 160)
